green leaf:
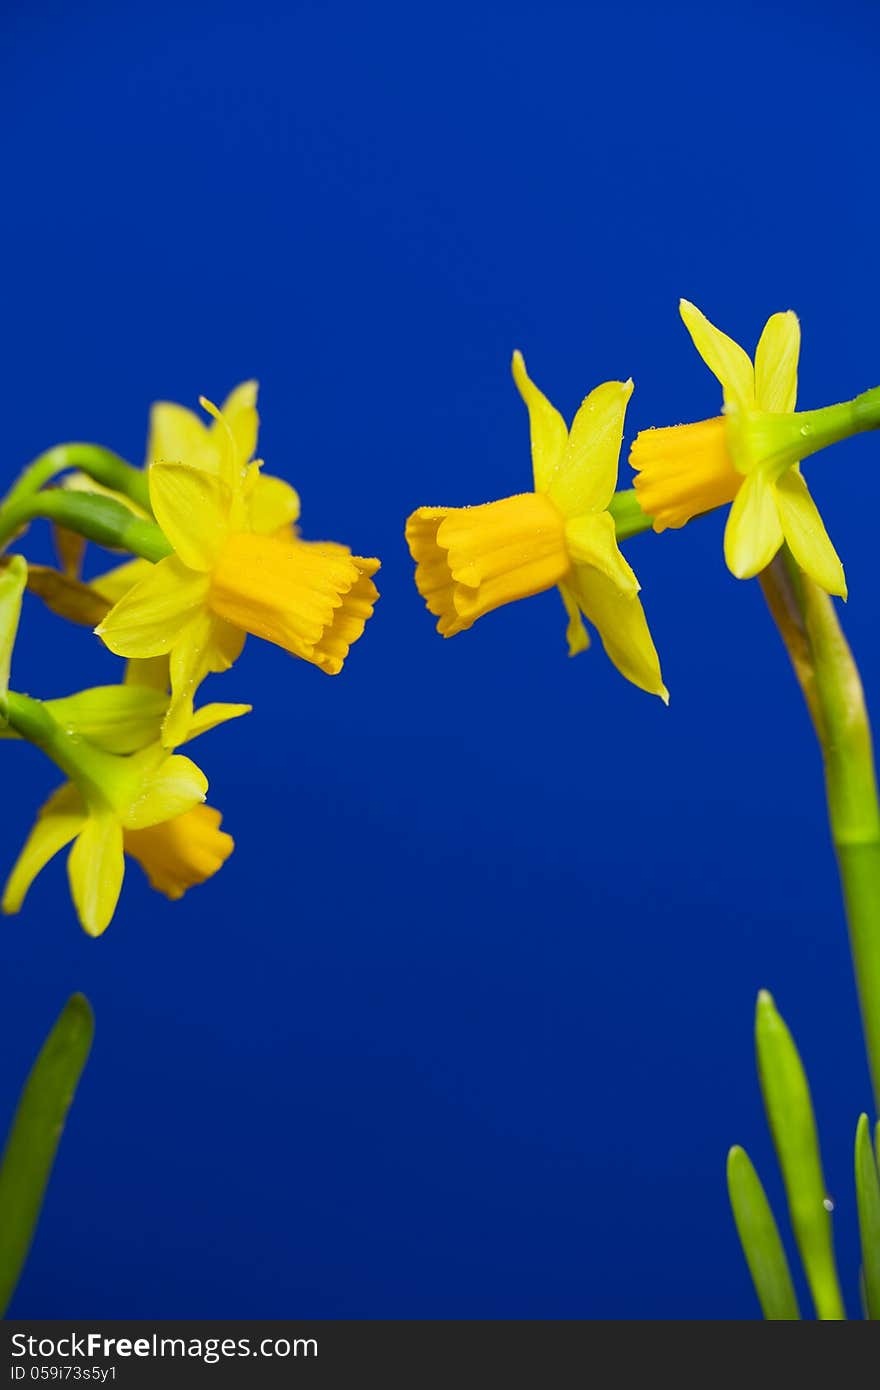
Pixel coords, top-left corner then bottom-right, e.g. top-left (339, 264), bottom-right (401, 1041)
top-left (0, 994), bottom-right (94, 1315)
top-left (755, 990), bottom-right (845, 1319)
top-left (727, 1145), bottom-right (800, 1319)
top-left (855, 1113), bottom-right (880, 1319)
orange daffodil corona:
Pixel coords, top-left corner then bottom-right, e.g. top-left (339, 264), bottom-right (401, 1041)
top-left (95, 385), bottom-right (380, 747)
top-left (406, 353), bottom-right (667, 701)
top-left (631, 300), bottom-right (847, 596)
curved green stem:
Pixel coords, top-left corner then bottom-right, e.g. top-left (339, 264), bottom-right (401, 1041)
top-left (1, 444), bottom-right (150, 517)
top-left (761, 553), bottom-right (880, 1112)
top-left (1, 690), bottom-right (143, 809)
top-left (0, 489), bottom-right (170, 563)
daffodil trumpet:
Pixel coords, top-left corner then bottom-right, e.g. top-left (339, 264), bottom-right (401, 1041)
top-left (406, 352), bottom-right (667, 700)
top-left (0, 444), bottom-right (150, 550)
top-left (631, 301), bottom-right (880, 598)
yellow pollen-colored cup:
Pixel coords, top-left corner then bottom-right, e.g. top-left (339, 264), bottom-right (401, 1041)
top-left (406, 491), bottom-right (570, 636)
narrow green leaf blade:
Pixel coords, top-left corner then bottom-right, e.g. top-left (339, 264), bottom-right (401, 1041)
top-left (727, 1145), bottom-right (800, 1319)
top-left (855, 1113), bottom-right (880, 1319)
top-left (755, 990), bottom-right (845, 1320)
top-left (0, 993), bottom-right (94, 1314)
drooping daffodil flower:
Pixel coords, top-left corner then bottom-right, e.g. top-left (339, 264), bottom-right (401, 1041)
top-left (405, 353), bottom-right (667, 700)
top-left (2, 686), bottom-right (248, 936)
top-left (95, 395), bottom-right (380, 746)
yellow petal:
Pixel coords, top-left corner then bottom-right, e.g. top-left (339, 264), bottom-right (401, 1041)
top-left (754, 311), bottom-right (800, 414)
top-left (149, 462), bottom-right (233, 570)
top-left (163, 611), bottom-right (245, 748)
top-left (568, 564), bottom-right (668, 700)
top-left (124, 655), bottom-right (170, 691)
top-left (549, 380), bottom-right (632, 518)
top-left (124, 804), bottom-right (234, 900)
top-left (90, 558), bottom-right (156, 603)
top-left (723, 471), bottom-right (784, 579)
top-left (775, 470), bottom-right (847, 598)
top-left (2, 783), bottom-right (85, 914)
top-left (511, 350), bottom-right (569, 492)
top-left (96, 556), bottom-right (210, 659)
top-left (122, 751), bottom-right (208, 830)
top-left (197, 396), bottom-right (242, 492)
top-left (564, 512), bottom-right (639, 595)
top-left (218, 379), bottom-right (259, 467)
top-left (246, 472), bottom-right (301, 534)
top-left (185, 702), bottom-right (252, 741)
top-left (559, 583), bottom-right (590, 656)
top-left (680, 299), bottom-right (755, 410)
top-left (67, 814), bottom-right (125, 937)
top-left (147, 401), bottom-right (210, 466)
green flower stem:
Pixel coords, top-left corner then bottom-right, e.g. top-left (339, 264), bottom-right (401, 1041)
top-left (610, 488), bottom-right (654, 540)
top-left (739, 386), bottom-right (880, 479)
top-left (1, 444), bottom-right (150, 516)
top-left (761, 552), bottom-right (880, 1113)
top-left (0, 994), bottom-right (94, 1315)
top-left (0, 489), bottom-right (171, 562)
top-left (2, 691), bottom-right (129, 804)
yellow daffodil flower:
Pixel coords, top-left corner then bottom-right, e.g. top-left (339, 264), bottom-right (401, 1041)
top-left (147, 379), bottom-right (303, 539)
top-left (2, 691), bottom-right (246, 936)
top-left (95, 395), bottom-right (380, 746)
top-left (405, 353), bottom-right (667, 700)
top-left (630, 300), bottom-right (846, 596)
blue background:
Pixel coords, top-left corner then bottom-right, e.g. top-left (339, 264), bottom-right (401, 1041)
top-left (0, 0), bottom-right (877, 1320)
